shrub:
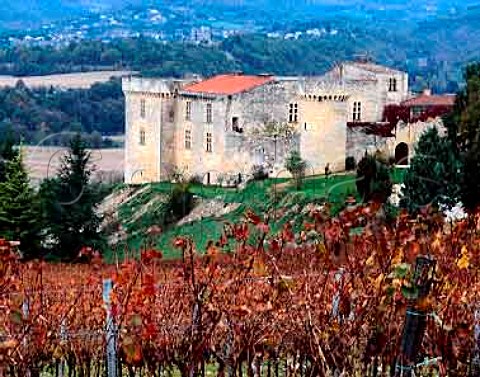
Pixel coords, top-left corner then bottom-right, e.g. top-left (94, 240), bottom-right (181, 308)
top-left (188, 174), bottom-right (203, 185)
top-left (285, 150), bottom-right (307, 190)
top-left (356, 154), bottom-right (392, 203)
top-left (251, 165), bottom-right (269, 181)
top-left (345, 156), bottom-right (356, 171)
top-left (164, 183), bottom-right (194, 224)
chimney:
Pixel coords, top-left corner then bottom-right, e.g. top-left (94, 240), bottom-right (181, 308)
top-left (423, 88), bottom-right (432, 96)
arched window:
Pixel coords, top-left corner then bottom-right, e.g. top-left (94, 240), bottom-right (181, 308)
top-left (139, 129), bottom-right (146, 145)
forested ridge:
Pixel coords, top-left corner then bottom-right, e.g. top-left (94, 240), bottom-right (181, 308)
top-left (0, 79), bottom-right (124, 146)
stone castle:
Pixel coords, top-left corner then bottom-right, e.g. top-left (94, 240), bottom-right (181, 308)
top-left (122, 61), bottom-right (455, 185)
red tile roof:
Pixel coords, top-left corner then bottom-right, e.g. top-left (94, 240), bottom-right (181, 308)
top-left (183, 74), bottom-right (274, 95)
top-left (402, 94), bottom-right (456, 107)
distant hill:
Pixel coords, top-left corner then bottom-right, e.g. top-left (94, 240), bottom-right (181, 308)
top-left (0, 0), bottom-right (135, 29)
top-left (3, 0), bottom-right (480, 29)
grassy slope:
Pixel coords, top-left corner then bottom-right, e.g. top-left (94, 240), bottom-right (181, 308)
top-left (110, 173), bottom-right (359, 261)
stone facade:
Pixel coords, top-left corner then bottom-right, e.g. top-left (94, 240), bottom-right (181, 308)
top-left (123, 62), bottom-right (428, 185)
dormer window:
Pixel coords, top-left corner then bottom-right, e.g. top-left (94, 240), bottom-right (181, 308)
top-left (389, 77), bottom-right (397, 92)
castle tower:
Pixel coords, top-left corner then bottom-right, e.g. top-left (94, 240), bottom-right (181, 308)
top-left (122, 77), bottom-right (175, 184)
top-left (298, 89), bottom-right (349, 174)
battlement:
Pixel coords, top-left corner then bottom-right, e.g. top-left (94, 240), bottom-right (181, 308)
top-left (302, 91), bottom-right (350, 102)
top-left (122, 76), bottom-right (185, 95)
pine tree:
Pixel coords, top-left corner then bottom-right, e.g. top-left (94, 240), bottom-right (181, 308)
top-left (401, 127), bottom-right (462, 212)
top-left (0, 128), bottom-right (18, 183)
top-left (0, 151), bottom-right (41, 258)
top-left (40, 134), bottom-right (104, 260)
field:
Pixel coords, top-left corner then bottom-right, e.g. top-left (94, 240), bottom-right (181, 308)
top-left (0, 70), bottom-right (134, 89)
top-left (22, 146), bottom-right (124, 184)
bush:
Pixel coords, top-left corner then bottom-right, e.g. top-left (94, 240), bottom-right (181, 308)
top-left (356, 154), bottom-right (392, 203)
top-left (164, 184), bottom-right (195, 224)
top-left (251, 165), bottom-right (269, 181)
top-left (188, 174), bottom-right (203, 185)
top-left (345, 156), bottom-right (356, 171)
top-left (285, 150), bottom-right (307, 190)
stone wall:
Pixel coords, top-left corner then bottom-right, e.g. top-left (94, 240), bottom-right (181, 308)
top-left (346, 118), bottom-right (447, 167)
top-left (346, 128), bottom-right (391, 165)
top-left (385, 118), bottom-right (446, 161)
top-left (174, 79), bottom-right (302, 184)
top-left (299, 95), bottom-right (349, 173)
top-left (123, 91), bottom-right (163, 184)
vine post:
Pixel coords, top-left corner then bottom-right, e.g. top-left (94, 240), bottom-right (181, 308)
top-left (103, 279), bottom-right (118, 377)
top-left (394, 255), bottom-right (436, 376)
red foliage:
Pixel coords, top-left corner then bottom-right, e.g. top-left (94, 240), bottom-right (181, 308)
top-left (1, 206), bottom-right (480, 375)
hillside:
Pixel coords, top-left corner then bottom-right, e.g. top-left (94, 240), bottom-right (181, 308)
top-left (100, 174), bottom-right (363, 259)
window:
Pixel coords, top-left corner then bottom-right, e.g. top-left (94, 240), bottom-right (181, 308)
top-left (185, 101), bottom-right (192, 121)
top-left (389, 77), bottom-right (397, 92)
top-left (206, 103), bottom-right (213, 124)
top-left (289, 103), bottom-right (298, 123)
top-left (139, 129), bottom-right (146, 145)
top-left (185, 128), bottom-right (192, 150)
top-left (232, 117), bottom-right (242, 133)
top-left (206, 132), bottom-right (212, 152)
top-left (353, 101), bottom-right (362, 122)
top-left (140, 98), bottom-right (146, 118)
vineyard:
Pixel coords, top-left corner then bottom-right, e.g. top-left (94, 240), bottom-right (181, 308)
top-left (1, 203), bottom-right (480, 376)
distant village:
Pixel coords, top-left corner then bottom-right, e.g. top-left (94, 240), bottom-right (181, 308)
top-left (0, 4), bottom-right (340, 49)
